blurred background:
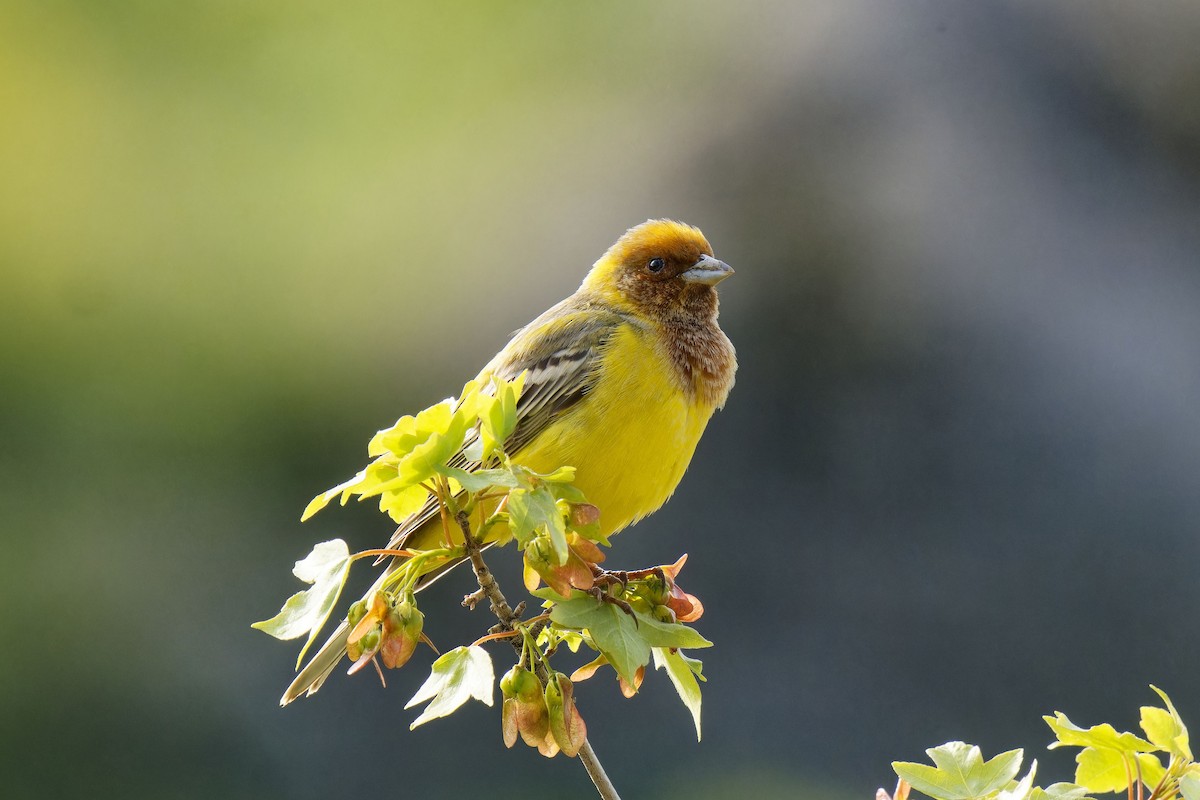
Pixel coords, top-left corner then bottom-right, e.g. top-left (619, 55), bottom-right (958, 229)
top-left (3, 1), bottom-right (1199, 797)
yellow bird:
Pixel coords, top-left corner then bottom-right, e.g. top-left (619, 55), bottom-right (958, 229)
top-left (283, 219), bottom-right (736, 704)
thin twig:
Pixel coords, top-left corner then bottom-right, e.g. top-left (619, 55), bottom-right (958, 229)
top-left (351, 548), bottom-right (418, 561)
top-left (578, 740), bottom-right (621, 800)
top-left (454, 511), bottom-right (622, 800)
top-left (455, 511), bottom-right (517, 625)
top-left (471, 629), bottom-right (522, 647)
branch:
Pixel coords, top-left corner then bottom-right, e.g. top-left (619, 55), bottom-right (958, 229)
top-left (578, 740), bottom-right (620, 800)
top-left (454, 511), bottom-right (622, 800)
top-left (455, 510), bottom-right (518, 626)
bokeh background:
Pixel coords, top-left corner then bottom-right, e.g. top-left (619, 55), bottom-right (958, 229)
top-left (4, 1), bottom-right (1199, 797)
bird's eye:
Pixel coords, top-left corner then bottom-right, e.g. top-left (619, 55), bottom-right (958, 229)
top-left (648, 257), bottom-right (666, 273)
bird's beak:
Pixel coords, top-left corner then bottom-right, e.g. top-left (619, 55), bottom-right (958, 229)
top-left (680, 254), bottom-right (734, 286)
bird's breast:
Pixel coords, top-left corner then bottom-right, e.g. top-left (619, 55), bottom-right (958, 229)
top-left (513, 324), bottom-right (718, 538)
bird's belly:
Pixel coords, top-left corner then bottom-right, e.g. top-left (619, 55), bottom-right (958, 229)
top-left (514, 328), bottom-right (714, 537)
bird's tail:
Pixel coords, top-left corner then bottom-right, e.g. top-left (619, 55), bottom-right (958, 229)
top-left (279, 549), bottom-right (474, 706)
top-left (279, 565), bottom-right (386, 706)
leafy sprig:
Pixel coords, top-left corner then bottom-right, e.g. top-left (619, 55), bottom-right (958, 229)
top-left (882, 687), bottom-right (1200, 800)
top-left (254, 374), bottom-right (711, 793)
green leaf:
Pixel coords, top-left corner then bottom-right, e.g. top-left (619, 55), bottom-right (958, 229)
top-left (1071, 749), bottom-right (1163, 795)
top-left (479, 373), bottom-right (525, 458)
top-left (543, 593), bottom-right (711, 685)
top-left (1044, 713), bottom-right (1155, 753)
top-left (997, 760), bottom-right (1037, 800)
top-left (435, 464), bottom-right (519, 493)
top-left (1139, 707), bottom-right (1178, 753)
top-left (1029, 784), bottom-right (1095, 800)
top-left (395, 406), bottom-right (470, 486)
top-left (353, 457), bottom-right (400, 499)
top-left (508, 485), bottom-right (567, 560)
top-left (251, 539), bottom-right (352, 668)
top-left (310, 383), bottom-right (499, 523)
top-left (1143, 685), bottom-right (1192, 760)
top-left (537, 465), bottom-right (587, 504)
top-left (377, 482), bottom-right (430, 523)
top-left (548, 480), bottom-right (587, 505)
top-left (301, 472), bottom-right (364, 521)
top-left (1179, 772), bottom-right (1200, 800)
top-left (538, 466), bottom-right (577, 483)
top-left (405, 645), bottom-right (494, 729)
top-left (372, 398), bottom-right (454, 459)
top-left (1073, 747), bottom-right (1129, 794)
top-left (653, 648), bottom-right (703, 741)
top-left (547, 596), bottom-right (648, 685)
top-left (1135, 753), bottom-right (1166, 790)
top-left (629, 610), bottom-right (713, 649)
top-left (678, 650), bottom-right (706, 680)
top-left (893, 742), bottom-right (1023, 800)
top-left (541, 592), bottom-right (613, 627)
top-left (587, 610), bottom-right (649, 687)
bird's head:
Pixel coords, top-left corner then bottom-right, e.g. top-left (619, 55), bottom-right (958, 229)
top-left (582, 219), bottom-right (733, 317)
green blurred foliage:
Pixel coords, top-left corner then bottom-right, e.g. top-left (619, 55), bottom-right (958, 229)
top-left (0, 2), bottom-right (768, 796)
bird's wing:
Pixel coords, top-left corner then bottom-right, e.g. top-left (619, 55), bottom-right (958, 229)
top-left (488, 299), bottom-right (631, 454)
top-left (379, 299), bottom-right (632, 554)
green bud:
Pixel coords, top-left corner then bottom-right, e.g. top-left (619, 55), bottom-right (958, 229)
top-left (500, 666), bottom-right (520, 698)
top-left (637, 574), bottom-right (671, 605)
top-left (347, 599), bottom-right (368, 627)
top-left (380, 598), bottom-right (423, 670)
top-left (513, 666), bottom-right (542, 699)
top-left (529, 535), bottom-right (555, 564)
top-left (652, 604), bottom-right (677, 624)
top-left (544, 673), bottom-right (563, 712)
top-left (358, 628), bottom-right (380, 654)
top-left (501, 665), bottom-right (550, 752)
top-left (545, 673), bottom-right (586, 757)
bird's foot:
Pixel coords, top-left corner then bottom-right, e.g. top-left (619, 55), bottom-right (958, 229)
top-left (590, 567), bottom-right (630, 591)
top-left (588, 585), bottom-right (636, 618)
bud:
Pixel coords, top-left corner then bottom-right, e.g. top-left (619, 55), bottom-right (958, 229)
top-left (500, 665), bottom-right (551, 752)
top-left (380, 595), bottom-right (424, 669)
top-left (545, 673), bottom-right (587, 757)
top-left (346, 591), bottom-right (390, 662)
top-left (522, 537), bottom-right (557, 593)
top-left (651, 555), bottom-right (705, 623)
top-left (652, 604), bottom-right (677, 624)
top-left (500, 665), bottom-right (520, 698)
top-left (347, 599), bottom-right (368, 627)
top-left (636, 573), bottom-right (671, 606)
top-left (356, 627), bottom-right (380, 654)
top-left (523, 536), bottom-right (594, 597)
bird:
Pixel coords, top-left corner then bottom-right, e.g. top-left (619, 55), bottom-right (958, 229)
top-left (282, 219), bottom-right (736, 705)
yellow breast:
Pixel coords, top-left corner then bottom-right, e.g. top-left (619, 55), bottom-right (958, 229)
top-left (514, 323), bottom-right (717, 538)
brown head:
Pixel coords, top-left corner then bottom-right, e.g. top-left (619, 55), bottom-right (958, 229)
top-left (582, 219), bottom-right (736, 406)
top-left (581, 219), bottom-right (734, 320)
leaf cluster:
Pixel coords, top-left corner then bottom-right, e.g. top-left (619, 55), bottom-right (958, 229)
top-left (253, 375), bottom-right (711, 755)
top-left (888, 688), bottom-right (1200, 800)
